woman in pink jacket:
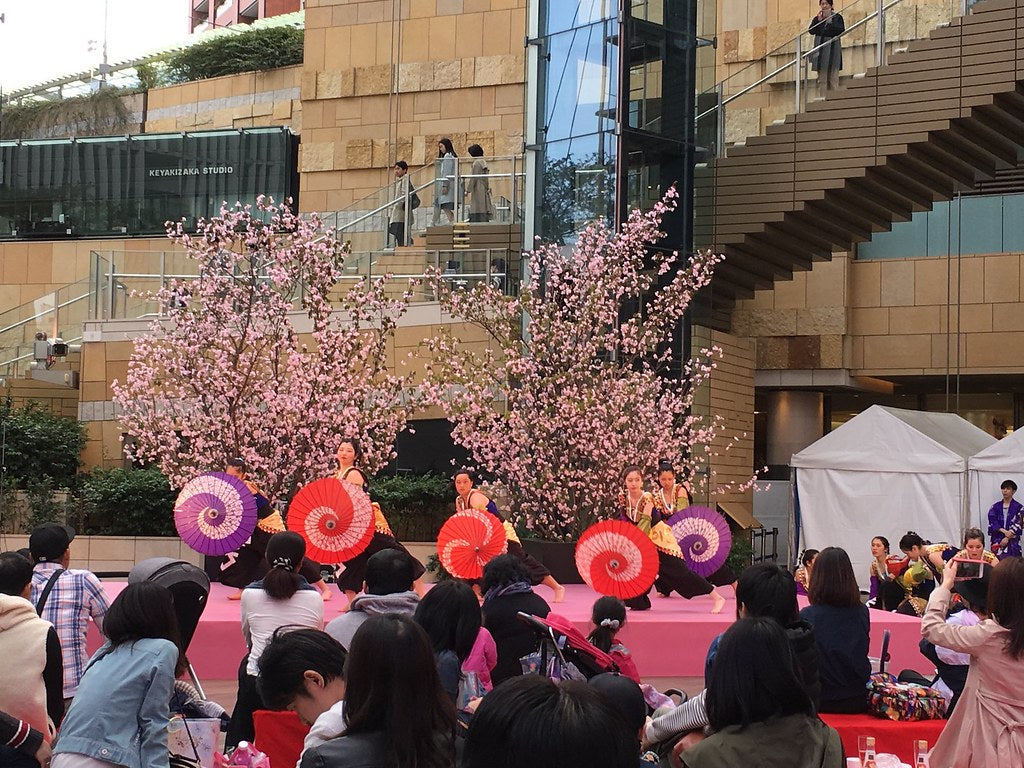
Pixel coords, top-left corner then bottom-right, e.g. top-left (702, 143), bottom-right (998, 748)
top-left (921, 556), bottom-right (1024, 766)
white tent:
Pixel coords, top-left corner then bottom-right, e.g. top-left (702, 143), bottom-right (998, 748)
top-left (968, 429), bottom-right (1024, 540)
top-left (791, 405), bottom-right (995, 591)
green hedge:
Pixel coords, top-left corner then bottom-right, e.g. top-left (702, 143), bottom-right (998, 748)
top-left (165, 26), bottom-right (304, 83)
top-left (82, 467), bottom-right (177, 536)
top-left (370, 473), bottom-right (454, 541)
top-left (0, 402), bottom-right (85, 485)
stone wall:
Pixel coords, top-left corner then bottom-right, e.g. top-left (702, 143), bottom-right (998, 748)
top-left (298, 0), bottom-right (527, 213)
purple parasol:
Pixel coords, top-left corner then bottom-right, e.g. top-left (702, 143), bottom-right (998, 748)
top-left (666, 506), bottom-right (732, 577)
top-left (175, 472), bottom-right (258, 556)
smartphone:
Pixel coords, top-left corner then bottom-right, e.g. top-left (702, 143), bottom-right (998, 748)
top-left (951, 556), bottom-right (987, 580)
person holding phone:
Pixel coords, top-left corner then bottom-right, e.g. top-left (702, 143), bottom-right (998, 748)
top-left (809, 0), bottom-right (845, 96)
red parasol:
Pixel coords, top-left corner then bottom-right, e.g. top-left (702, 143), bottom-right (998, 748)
top-left (575, 519), bottom-right (659, 599)
top-left (286, 478), bottom-right (375, 563)
top-left (437, 510), bottom-right (507, 580)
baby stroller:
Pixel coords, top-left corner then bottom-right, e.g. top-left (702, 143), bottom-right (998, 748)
top-left (517, 612), bottom-right (684, 711)
top-left (129, 557), bottom-right (211, 698)
top-left (517, 611), bottom-right (619, 680)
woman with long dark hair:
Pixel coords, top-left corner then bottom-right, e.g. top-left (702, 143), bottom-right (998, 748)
top-left (227, 531), bottom-right (324, 748)
top-left (480, 554), bottom-right (551, 687)
top-left (301, 614), bottom-right (457, 768)
top-left (922, 556), bottom-right (1024, 765)
top-left (619, 465), bottom-right (725, 613)
top-left (414, 580), bottom-right (482, 703)
top-left (433, 137), bottom-right (458, 224)
top-left (799, 546), bottom-right (870, 713)
top-left (332, 438), bottom-right (425, 607)
top-left (679, 617), bottom-right (843, 768)
top-left (52, 582), bottom-right (186, 768)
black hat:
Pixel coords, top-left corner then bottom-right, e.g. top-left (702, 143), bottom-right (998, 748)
top-left (953, 572), bottom-right (990, 613)
top-left (29, 523), bottom-right (76, 563)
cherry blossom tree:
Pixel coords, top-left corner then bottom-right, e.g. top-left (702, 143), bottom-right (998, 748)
top-left (113, 198), bottom-right (416, 500)
top-left (422, 188), bottom-right (746, 539)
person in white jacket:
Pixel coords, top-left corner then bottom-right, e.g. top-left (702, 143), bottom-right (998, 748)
top-left (257, 629), bottom-right (347, 768)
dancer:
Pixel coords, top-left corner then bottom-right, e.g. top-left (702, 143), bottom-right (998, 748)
top-left (218, 457), bottom-right (332, 601)
top-left (652, 460), bottom-right (735, 590)
top-left (794, 549), bottom-right (818, 596)
top-left (332, 439), bottom-right (426, 608)
top-left (619, 466), bottom-right (726, 613)
top-left (454, 469), bottom-right (565, 603)
top-left (867, 535), bottom-right (906, 610)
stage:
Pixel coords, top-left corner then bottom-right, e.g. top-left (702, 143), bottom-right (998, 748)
top-left (88, 583), bottom-right (931, 680)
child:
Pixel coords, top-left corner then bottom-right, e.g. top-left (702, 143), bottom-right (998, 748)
top-left (52, 582), bottom-right (184, 768)
top-left (588, 596), bottom-right (640, 683)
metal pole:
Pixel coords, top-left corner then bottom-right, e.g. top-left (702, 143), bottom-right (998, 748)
top-left (794, 33), bottom-right (802, 113)
top-left (159, 251), bottom-right (166, 316)
top-left (107, 264), bottom-right (115, 320)
top-left (877, 0), bottom-right (885, 68)
top-left (716, 82), bottom-right (725, 158)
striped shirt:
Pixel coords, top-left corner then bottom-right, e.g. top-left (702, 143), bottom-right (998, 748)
top-left (30, 563), bottom-right (109, 698)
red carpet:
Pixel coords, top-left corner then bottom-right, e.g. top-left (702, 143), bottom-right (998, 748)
top-left (89, 583), bottom-right (931, 680)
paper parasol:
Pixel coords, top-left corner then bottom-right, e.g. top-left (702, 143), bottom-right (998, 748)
top-left (666, 506), bottom-right (732, 577)
top-left (286, 478), bottom-right (375, 563)
top-left (437, 510), bottom-right (507, 580)
top-left (175, 472), bottom-right (258, 556)
top-left (575, 519), bottom-right (659, 599)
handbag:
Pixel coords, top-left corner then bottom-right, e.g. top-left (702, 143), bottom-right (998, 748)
top-left (409, 190), bottom-right (421, 210)
top-left (867, 672), bottom-right (946, 721)
top-left (457, 670), bottom-right (486, 710)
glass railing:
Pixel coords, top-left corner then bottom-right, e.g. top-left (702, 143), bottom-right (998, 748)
top-left (0, 277), bottom-right (93, 375)
top-left (695, 0), bottom-right (965, 162)
top-left (319, 155), bottom-right (527, 254)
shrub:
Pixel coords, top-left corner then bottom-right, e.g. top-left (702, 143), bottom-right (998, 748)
top-left (165, 26), bottom-right (304, 83)
top-left (0, 89), bottom-right (132, 140)
top-left (0, 402), bottom-right (85, 485)
top-left (82, 467), bottom-right (177, 536)
top-left (369, 473), bottom-right (453, 541)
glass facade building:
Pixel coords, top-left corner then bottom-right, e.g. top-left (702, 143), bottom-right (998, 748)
top-left (532, 0), bottom-right (698, 250)
top-left (0, 127), bottom-right (298, 240)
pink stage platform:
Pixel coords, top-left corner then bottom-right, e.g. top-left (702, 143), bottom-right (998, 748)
top-left (88, 583), bottom-right (931, 680)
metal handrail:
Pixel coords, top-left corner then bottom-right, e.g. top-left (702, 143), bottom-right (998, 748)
top-left (696, 0), bottom-right (907, 123)
top-left (334, 178), bottom-right (438, 233)
top-left (0, 335), bottom-right (83, 370)
top-left (0, 291), bottom-right (91, 336)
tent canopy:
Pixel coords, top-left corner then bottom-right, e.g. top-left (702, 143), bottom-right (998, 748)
top-left (791, 406), bottom-right (995, 590)
top-left (968, 428), bottom-right (1024, 533)
top-left (969, 428), bottom-right (1024, 473)
top-left (792, 405), bottom-right (995, 474)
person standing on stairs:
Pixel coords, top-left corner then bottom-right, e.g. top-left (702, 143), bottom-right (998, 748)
top-left (388, 160), bottom-right (415, 248)
top-left (810, 0), bottom-right (844, 96)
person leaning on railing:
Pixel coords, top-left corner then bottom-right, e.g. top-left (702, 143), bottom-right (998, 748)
top-left (809, 0), bottom-right (845, 95)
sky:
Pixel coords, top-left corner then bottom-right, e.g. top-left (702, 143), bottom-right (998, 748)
top-left (0, 0), bottom-right (186, 92)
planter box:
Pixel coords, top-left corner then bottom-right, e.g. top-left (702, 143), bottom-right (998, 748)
top-left (522, 539), bottom-right (584, 584)
top-left (1, 535), bottom-right (203, 575)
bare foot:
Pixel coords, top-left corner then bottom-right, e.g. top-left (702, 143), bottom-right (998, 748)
top-left (656, 591), bottom-right (672, 598)
top-left (321, 589), bottom-right (333, 601)
top-left (227, 590), bottom-right (243, 601)
top-left (553, 585), bottom-right (566, 603)
top-left (710, 591), bottom-right (726, 614)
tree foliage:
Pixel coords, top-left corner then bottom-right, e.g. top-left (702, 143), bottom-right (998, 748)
top-left (422, 189), bottom-right (751, 539)
top-left (81, 467), bottom-right (178, 536)
top-left (0, 89), bottom-right (132, 140)
top-left (165, 26), bottom-right (304, 83)
top-left (112, 197), bottom-right (418, 501)
top-left (0, 401), bottom-right (85, 486)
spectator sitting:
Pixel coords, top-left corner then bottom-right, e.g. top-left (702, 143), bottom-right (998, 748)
top-left (301, 614), bottom-right (457, 768)
top-left (324, 549), bottom-right (419, 651)
top-left (227, 531), bottom-right (324, 749)
top-left (52, 582), bottom-right (186, 768)
top-left (587, 596), bottom-right (640, 683)
top-left (644, 563), bottom-right (820, 754)
top-left (912, 571), bottom-right (989, 715)
top-left (480, 554), bottom-right (551, 687)
top-left (921, 557), bottom-right (1024, 765)
top-left (462, 620), bottom-right (498, 694)
top-left (678, 617), bottom-right (844, 768)
top-left (800, 547), bottom-right (870, 713)
top-left (414, 580), bottom-right (482, 703)
top-left (258, 629), bottom-right (347, 765)
top-left (0, 552), bottom-right (64, 768)
top-left (29, 523), bottom-right (109, 704)
top-left (463, 675), bottom-right (638, 768)
top-left (588, 673), bottom-right (658, 766)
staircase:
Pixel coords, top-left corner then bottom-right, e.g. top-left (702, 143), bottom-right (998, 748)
top-left (700, 0), bottom-right (1024, 317)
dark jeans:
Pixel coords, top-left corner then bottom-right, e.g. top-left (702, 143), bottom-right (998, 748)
top-left (225, 655), bottom-right (264, 749)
